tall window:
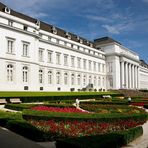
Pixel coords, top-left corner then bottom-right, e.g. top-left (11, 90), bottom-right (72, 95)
top-left (77, 75), bottom-right (81, 85)
top-left (83, 59), bottom-right (86, 69)
top-left (7, 64), bottom-right (13, 82)
top-left (94, 76), bottom-right (97, 86)
top-left (77, 57), bottom-right (81, 68)
top-left (47, 50), bottom-right (52, 63)
top-left (39, 49), bottom-right (43, 62)
top-left (102, 64), bottom-right (105, 73)
top-left (102, 77), bottom-right (105, 87)
top-left (39, 70), bottom-right (43, 84)
top-left (107, 62), bottom-right (113, 72)
top-left (48, 71), bottom-right (52, 84)
top-left (7, 39), bottom-right (14, 54)
top-left (23, 43), bottom-right (29, 57)
top-left (64, 54), bottom-right (68, 66)
top-left (88, 60), bottom-right (92, 71)
top-left (98, 63), bottom-right (101, 72)
top-left (64, 73), bottom-right (68, 85)
top-left (89, 76), bottom-right (92, 84)
top-left (71, 56), bottom-right (75, 67)
top-left (56, 53), bottom-right (61, 65)
top-left (71, 74), bottom-right (75, 85)
top-left (93, 62), bottom-right (96, 71)
top-left (56, 72), bottom-right (61, 84)
top-left (98, 77), bottom-right (101, 86)
top-left (83, 75), bottom-right (86, 86)
top-left (22, 66), bottom-right (28, 82)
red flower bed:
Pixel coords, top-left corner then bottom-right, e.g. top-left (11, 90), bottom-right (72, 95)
top-left (131, 102), bottom-right (145, 106)
top-left (31, 106), bottom-right (88, 113)
top-left (29, 119), bottom-right (145, 138)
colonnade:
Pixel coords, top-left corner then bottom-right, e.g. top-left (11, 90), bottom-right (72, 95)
top-left (120, 61), bottom-right (139, 89)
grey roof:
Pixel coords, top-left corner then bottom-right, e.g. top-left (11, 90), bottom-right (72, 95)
top-left (94, 37), bottom-right (122, 45)
top-left (0, 2), bottom-right (95, 48)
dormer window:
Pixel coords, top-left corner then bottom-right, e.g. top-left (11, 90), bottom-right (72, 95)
top-left (8, 20), bottom-right (13, 26)
top-left (90, 43), bottom-right (93, 47)
top-left (66, 32), bottom-right (71, 39)
top-left (51, 26), bottom-right (57, 34)
top-left (76, 36), bottom-right (80, 41)
top-left (23, 25), bottom-right (28, 31)
top-left (80, 39), bottom-right (83, 44)
top-left (5, 6), bottom-right (10, 14)
top-left (35, 20), bottom-right (40, 27)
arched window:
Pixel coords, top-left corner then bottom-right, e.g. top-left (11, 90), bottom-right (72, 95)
top-left (39, 69), bottom-right (43, 83)
top-left (98, 76), bottom-right (101, 86)
top-left (64, 73), bottom-right (68, 85)
top-left (23, 66), bottom-right (28, 82)
top-left (71, 74), bottom-right (75, 85)
top-left (77, 75), bottom-right (81, 85)
top-left (83, 75), bottom-right (86, 86)
top-left (89, 76), bottom-right (92, 84)
top-left (48, 71), bottom-right (52, 84)
top-left (56, 72), bottom-right (60, 84)
top-left (94, 76), bottom-right (97, 86)
top-left (7, 64), bottom-right (13, 82)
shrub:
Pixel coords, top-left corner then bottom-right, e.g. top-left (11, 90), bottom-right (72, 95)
top-left (144, 104), bottom-right (148, 109)
top-left (56, 126), bottom-right (143, 148)
top-left (6, 120), bottom-right (48, 141)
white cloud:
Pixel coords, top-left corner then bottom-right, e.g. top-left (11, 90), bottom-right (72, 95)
top-left (102, 25), bottom-right (120, 34)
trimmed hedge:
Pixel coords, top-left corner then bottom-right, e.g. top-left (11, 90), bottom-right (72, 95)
top-left (22, 109), bottom-right (147, 123)
top-left (6, 120), bottom-right (50, 141)
top-left (56, 126), bottom-right (143, 148)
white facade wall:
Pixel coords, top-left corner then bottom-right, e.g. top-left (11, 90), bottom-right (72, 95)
top-left (0, 10), bottom-right (106, 92)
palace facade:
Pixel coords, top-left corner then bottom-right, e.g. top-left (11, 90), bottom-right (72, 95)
top-left (0, 2), bottom-right (148, 91)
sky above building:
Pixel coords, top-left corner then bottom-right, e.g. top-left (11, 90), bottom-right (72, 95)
top-left (1, 0), bottom-right (148, 63)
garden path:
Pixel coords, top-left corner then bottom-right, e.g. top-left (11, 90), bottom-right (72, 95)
top-left (122, 109), bottom-right (148, 148)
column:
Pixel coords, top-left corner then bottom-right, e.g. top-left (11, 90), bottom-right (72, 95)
top-left (125, 62), bottom-right (128, 89)
top-left (121, 61), bottom-right (125, 88)
top-left (135, 66), bottom-right (138, 89)
top-left (128, 63), bottom-right (131, 89)
top-left (137, 66), bottom-right (139, 89)
top-left (132, 65), bottom-right (135, 89)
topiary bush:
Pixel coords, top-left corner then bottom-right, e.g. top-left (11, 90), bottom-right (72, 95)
top-left (6, 120), bottom-right (48, 141)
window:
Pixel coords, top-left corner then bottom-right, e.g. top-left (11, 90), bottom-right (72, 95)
top-left (102, 77), bottom-right (105, 87)
top-left (47, 50), bottom-right (52, 63)
top-left (83, 75), bottom-right (86, 86)
top-left (83, 59), bottom-right (87, 69)
top-left (23, 25), bottom-right (28, 31)
top-left (77, 57), bottom-right (81, 68)
top-left (48, 71), bottom-right (52, 84)
top-left (22, 66), bottom-right (28, 82)
top-left (102, 64), bottom-right (105, 73)
top-left (56, 53), bottom-right (61, 65)
top-left (22, 43), bottom-right (29, 57)
top-left (88, 60), bottom-right (92, 71)
top-left (98, 77), bottom-right (101, 86)
top-left (94, 76), bottom-right (97, 86)
top-left (8, 20), bottom-right (13, 26)
top-left (93, 62), bottom-right (96, 71)
top-left (56, 72), bottom-right (61, 84)
top-left (7, 39), bottom-right (14, 54)
top-left (98, 63), bottom-right (101, 72)
top-left (64, 73), bottom-right (68, 85)
top-left (39, 49), bottom-right (43, 62)
top-left (64, 54), bottom-right (68, 66)
top-left (39, 69), bottom-right (43, 84)
top-left (77, 75), bottom-right (81, 85)
top-left (89, 76), bottom-right (92, 84)
top-left (71, 74), bottom-right (75, 85)
top-left (107, 62), bottom-right (113, 72)
top-left (71, 56), bottom-right (75, 67)
top-left (7, 64), bottom-right (14, 82)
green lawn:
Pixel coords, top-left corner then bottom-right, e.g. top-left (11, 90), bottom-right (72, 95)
top-left (0, 91), bottom-right (119, 97)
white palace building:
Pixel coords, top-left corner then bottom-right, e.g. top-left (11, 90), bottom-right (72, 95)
top-left (0, 2), bottom-right (148, 92)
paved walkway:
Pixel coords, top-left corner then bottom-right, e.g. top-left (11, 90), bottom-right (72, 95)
top-left (122, 109), bottom-right (148, 148)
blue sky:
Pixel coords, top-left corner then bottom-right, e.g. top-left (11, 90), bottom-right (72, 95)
top-left (1, 0), bottom-right (148, 63)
